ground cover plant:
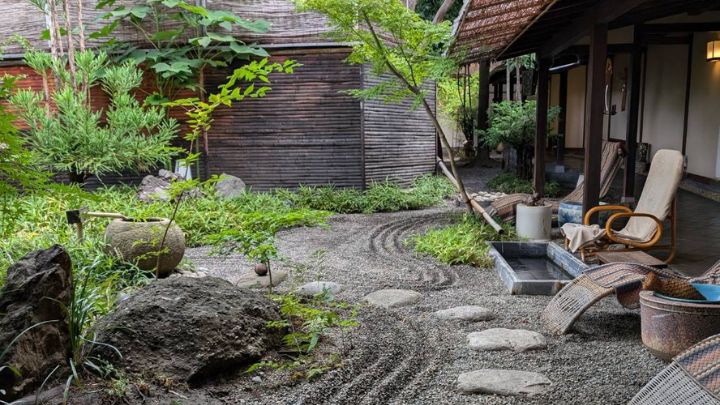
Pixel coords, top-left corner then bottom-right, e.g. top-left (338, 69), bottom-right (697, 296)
top-left (408, 213), bottom-right (516, 267)
top-left (282, 175), bottom-right (455, 214)
top-left (487, 172), bottom-right (561, 197)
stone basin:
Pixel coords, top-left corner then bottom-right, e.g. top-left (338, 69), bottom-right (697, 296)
top-left (487, 241), bottom-right (588, 295)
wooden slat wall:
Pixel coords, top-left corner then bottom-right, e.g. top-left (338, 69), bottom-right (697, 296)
top-left (2, 0), bottom-right (334, 56)
top-left (1, 2), bottom-right (48, 55)
top-left (203, 48), bottom-right (364, 190)
top-left (362, 72), bottom-right (437, 187)
top-left (209, 0), bottom-right (333, 45)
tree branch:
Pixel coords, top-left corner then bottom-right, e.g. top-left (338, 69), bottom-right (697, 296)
top-left (361, 11), bottom-right (419, 94)
top-left (432, 0), bottom-right (456, 24)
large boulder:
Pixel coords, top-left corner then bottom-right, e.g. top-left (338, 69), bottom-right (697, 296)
top-left (93, 277), bottom-right (282, 385)
top-left (138, 170), bottom-right (178, 202)
top-left (214, 174), bottom-right (246, 200)
top-left (0, 246), bottom-right (72, 401)
top-left (138, 169), bottom-right (201, 203)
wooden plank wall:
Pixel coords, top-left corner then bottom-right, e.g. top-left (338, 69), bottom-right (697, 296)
top-left (362, 72), bottom-right (437, 187)
top-left (203, 48), bottom-right (364, 190)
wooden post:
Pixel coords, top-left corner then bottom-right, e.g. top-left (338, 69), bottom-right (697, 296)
top-left (534, 56), bottom-right (550, 198)
top-left (623, 27), bottom-right (642, 202)
top-left (583, 23), bottom-right (608, 223)
top-left (477, 59), bottom-right (490, 136)
top-left (557, 70), bottom-right (568, 166)
top-left (681, 33), bottom-right (694, 156)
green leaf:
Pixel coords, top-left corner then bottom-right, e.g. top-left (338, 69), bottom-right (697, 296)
top-left (152, 62), bottom-right (172, 73)
top-left (219, 21), bottom-right (232, 31)
top-left (178, 2), bottom-right (209, 17)
top-left (144, 93), bottom-right (170, 106)
top-left (89, 20), bottom-right (119, 39)
top-left (129, 6), bottom-right (151, 19)
top-left (235, 19), bottom-right (271, 34)
top-left (151, 29), bottom-right (182, 42)
top-left (206, 32), bottom-right (234, 42)
top-left (161, 0), bottom-right (182, 7)
top-left (229, 42), bottom-right (269, 57)
top-left (190, 36), bottom-right (212, 48)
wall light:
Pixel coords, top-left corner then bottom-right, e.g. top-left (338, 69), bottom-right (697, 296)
top-left (708, 40), bottom-right (720, 62)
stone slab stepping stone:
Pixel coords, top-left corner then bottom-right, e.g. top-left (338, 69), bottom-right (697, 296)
top-left (433, 306), bottom-right (494, 321)
top-left (457, 369), bottom-right (551, 396)
top-left (296, 281), bottom-right (343, 296)
top-left (467, 328), bottom-right (547, 352)
top-left (363, 289), bottom-right (421, 308)
top-left (236, 270), bottom-right (287, 289)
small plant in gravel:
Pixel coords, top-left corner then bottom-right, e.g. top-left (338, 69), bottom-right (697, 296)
top-left (408, 214), bottom-right (516, 267)
top-left (487, 172), bottom-right (561, 197)
top-left (249, 289), bottom-right (359, 380)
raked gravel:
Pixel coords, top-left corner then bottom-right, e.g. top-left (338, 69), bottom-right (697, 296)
top-left (184, 199), bottom-right (665, 405)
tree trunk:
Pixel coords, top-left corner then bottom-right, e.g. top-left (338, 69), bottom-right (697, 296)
top-left (76, 0), bottom-right (86, 52)
top-left (432, 0), bottom-right (456, 23)
top-left (515, 64), bottom-right (522, 101)
top-left (420, 97), bottom-right (473, 214)
top-left (505, 67), bottom-right (511, 100)
top-left (48, 0), bottom-right (64, 57)
top-left (63, 0), bottom-right (78, 91)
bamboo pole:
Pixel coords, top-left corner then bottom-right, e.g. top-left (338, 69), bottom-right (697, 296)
top-left (436, 158), bottom-right (504, 234)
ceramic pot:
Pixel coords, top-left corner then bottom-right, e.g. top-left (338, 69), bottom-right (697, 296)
top-left (515, 203), bottom-right (552, 241)
top-left (640, 291), bottom-right (720, 360)
top-left (104, 218), bottom-right (185, 277)
top-left (558, 201), bottom-right (610, 227)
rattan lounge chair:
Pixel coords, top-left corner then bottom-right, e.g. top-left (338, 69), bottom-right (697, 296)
top-left (562, 149), bottom-right (683, 264)
top-left (629, 333), bottom-right (720, 404)
top-left (486, 141), bottom-right (624, 221)
top-left (541, 259), bottom-right (720, 335)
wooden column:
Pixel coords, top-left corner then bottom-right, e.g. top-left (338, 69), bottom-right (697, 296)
top-left (477, 59), bottom-right (490, 134)
top-left (583, 23), bottom-right (608, 223)
top-left (557, 70), bottom-right (568, 165)
top-left (623, 28), bottom-right (642, 202)
top-left (534, 56), bottom-right (550, 198)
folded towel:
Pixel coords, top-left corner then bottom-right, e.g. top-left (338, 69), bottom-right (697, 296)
top-left (561, 223), bottom-right (606, 252)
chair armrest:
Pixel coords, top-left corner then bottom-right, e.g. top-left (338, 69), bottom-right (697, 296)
top-left (604, 212), bottom-right (664, 248)
top-left (583, 205), bottom-right (632, 225)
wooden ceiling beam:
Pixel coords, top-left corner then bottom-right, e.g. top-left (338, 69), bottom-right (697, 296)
top-left (536, 0), bottom-right (653, 57)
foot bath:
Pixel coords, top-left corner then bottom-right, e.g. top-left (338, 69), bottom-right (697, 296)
top-left (487, 241), bottom-right (588, 295)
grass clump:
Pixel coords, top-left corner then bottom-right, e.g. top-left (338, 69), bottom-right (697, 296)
top-left (285, 175), bottom-right (455, 214)
top-left (408, 214), bottom-right (516, 268)
top-left (487, 172), bottom-right (561, 197)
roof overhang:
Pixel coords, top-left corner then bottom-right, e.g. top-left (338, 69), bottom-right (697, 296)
top-left (451, 0), bottom-right (720, 63)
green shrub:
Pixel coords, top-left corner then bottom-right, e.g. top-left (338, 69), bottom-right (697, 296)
top-left (487, 172), bottom-right (561, 197)
top-left (408, 214), bottom-right (516, 267)
top-left (285, 175), bottom-right (455, 214)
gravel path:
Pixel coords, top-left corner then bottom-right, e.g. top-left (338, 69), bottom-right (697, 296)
top-left (185, 198), bottom-right (665, 404)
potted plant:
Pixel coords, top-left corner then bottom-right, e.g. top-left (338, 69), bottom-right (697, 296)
top-left (515, 193), bottom-right (552, 241)
top-left (479, 100), bottom-right (560, 179)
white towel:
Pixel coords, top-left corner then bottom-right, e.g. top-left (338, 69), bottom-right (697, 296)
top-left (561, 223), bottom-right (606, 252)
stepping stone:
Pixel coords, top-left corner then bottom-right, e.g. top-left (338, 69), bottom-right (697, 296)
top-left (433, 306), bottom-right (494, 322)
top-left (363, 289), bottom-right (422, 308)
top-left (296, 281), bottom-right (343, 296)
top-left (236, 270), bottom-right (287, 289)
top-left (467, 328), bottom-right (547, 352)
top-left (457, 369), bottom-right (551, 396)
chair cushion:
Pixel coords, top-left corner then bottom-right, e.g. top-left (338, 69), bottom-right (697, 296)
top-left (621, 149), bottom-right (683, 242)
